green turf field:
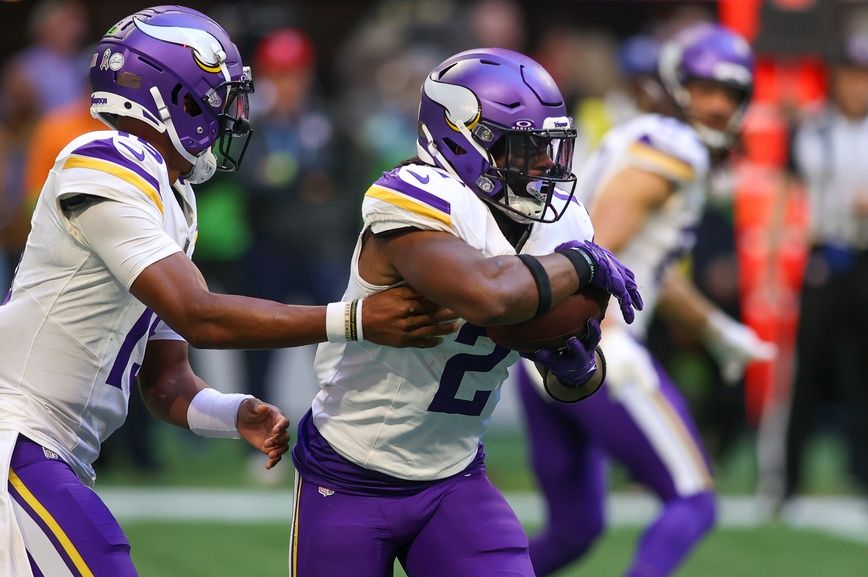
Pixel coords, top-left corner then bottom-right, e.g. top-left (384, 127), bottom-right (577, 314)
top-left (102, 423), bottom-right (866, 576)
top-left (124, 520), bottom-right (867, 577)
top-left (97, 423), bottom-right (863, 496)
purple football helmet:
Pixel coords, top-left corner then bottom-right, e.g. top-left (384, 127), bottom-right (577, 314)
top-left (658, 23), bottom-right (754, 150)
top-left (90, 5), bottom-right (254, 183)
top-left (417, 48), bottom-right (577, 223)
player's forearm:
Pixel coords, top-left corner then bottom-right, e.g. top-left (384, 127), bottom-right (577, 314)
top-left (130, 253), bottom-right (330, 349)
top-left (656, 266), bottom-right (714, 334)
top-left (422, 252), bottom-right (580, 326)
top-left (139, 368), bottom-right (204, 428)
top-left (176, 293), bottom-right (327, 349)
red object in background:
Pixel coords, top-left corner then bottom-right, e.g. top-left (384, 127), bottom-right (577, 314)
top-left (720, 0), bottom-right (762, 41)
top-left (254, 28), bottom-right (315, 75)
top-left (753, 58), bottom-right (826, 108)
top-left (722, 0), bottom-right (823, 426)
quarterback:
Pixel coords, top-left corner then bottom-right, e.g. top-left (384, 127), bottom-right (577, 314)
top-left (0, 6), bottom-right (455, 576)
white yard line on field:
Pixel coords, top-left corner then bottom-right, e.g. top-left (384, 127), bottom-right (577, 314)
top-left (96, 488), bottom-right (868, 545)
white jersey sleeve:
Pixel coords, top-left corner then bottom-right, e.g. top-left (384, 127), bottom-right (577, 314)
top-left (56, 132), bottom-right (169, 211)
top-left (0, 131), bottom-right (197, 484)
top-left (362, 164), bottom-right (490, 249)
top-left (67, 197), bottom-right (181, 290)
top-left (622, 116), bottom-right (708, 184)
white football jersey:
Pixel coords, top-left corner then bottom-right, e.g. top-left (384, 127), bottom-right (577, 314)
top-left (311, 163), bottom-right (596, 480)
top-left (576, 114), bottom-right (709, 338)
top-left (0, 130), bottom-right (195, 484)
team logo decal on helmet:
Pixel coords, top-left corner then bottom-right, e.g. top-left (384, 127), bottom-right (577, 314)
top-left (423, 76), bottom-right (482, 132)
top-left (90, 6), bottom-right (255, 183)
top-left (417, 48), bottom-right (577, 223)
top-left (132, 17), bottom-right (226, 74)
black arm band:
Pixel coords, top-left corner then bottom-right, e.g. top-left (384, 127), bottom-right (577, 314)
top-left (517, 254), bottom-right (552, 317)
top-left (556, 247), bottom-right (596, 288)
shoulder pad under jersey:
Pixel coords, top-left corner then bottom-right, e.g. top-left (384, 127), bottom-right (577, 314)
top-left (56, 131), bottom-right (169, 216)
top-left (362, 164), bottom-right (474, 235)
top-left (624, 115), bottom-right (709, 184)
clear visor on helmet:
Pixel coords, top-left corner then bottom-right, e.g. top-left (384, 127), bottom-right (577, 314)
top-left (495, 129), bottom-right (576, 181)
top-left (214, 66), bottom-right (254, 171)
top-left (486, 127), bottom-right (578, 223)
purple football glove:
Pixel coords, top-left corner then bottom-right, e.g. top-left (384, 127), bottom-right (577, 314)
top-left (556, 240), bottom-right (643, 324)
top-left (521, 318), bottom-right (602, 388)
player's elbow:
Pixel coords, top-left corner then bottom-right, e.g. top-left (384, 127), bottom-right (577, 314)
top-left (164, 293), bottom-right (228, 348)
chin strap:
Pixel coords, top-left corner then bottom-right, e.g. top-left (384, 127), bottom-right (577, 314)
top-left (417, 123), bottom-right (464, 183)
top-left (149, 86), bottom-right (217, 184)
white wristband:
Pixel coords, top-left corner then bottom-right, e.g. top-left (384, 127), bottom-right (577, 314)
top-left (187, 388), bottom-right (252, 438)
top-left (325, 299), bottom-right (364, 342)
top-left (326, 301), bottom-right (347, 342)
top-left (355, 298), bottom-right (365, 341)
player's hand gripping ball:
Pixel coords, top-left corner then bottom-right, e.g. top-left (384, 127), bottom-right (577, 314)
top-left (486, 286), bottom-right (609, 352)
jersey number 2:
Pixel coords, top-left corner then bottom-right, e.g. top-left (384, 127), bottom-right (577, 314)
top-left (427, 324), bottom-right (510, 416)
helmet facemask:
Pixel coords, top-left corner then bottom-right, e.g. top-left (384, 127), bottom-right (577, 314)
top-left (483, 125), bottom-right (577, 223)
top-left (678, 78), bottom-right (751, 151)
top-left (212, 66), bottom-right (254, 172)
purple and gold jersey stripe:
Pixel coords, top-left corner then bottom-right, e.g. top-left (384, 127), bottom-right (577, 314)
top-left (365, 184), bottom-right (452, 227)
top-left (71, 139), bottom-right (162, 193)
top-left (627, 141), bottom-right (695, 182)
top-left (8, 469), bottom-right (96, 577)
top-left (64, 140), bottom-right (164, 215)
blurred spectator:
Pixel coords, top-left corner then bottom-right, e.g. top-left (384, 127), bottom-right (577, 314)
top-left (9, 0), bottom-right (88, 115)
top-left (0, 0), bottom-right (87, 293)
top-left (617, 34), bottom-right (664, 120)
top-left (468, 0), bottom-right (526, 52)
top-left (236, 29), bottom-right (355, 469)
top-left (23, 96), bottom-right (104, 220)
top-left (765, 29), bottom-right (868, 509)
top-left (535, 27), bottom-right (624, 169)
top-left (334, 3), bottom-right (461, 182)
top-left (0, 61), bottom-right (40, 294)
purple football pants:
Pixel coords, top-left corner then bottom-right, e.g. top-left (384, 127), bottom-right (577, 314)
top-left (517, 359), bottom-right (717, 577)
top-left (289, 470), bottom-right (533, 577)
top-left (7, 435), bottom-right (137, 577)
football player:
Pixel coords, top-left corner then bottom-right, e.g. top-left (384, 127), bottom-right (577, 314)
top-left (288, 48), bottom-right (642, 577)
top-left (0, 6), bottom-right (458, 577)
top-left (517, 23), bottom-right (775, 577)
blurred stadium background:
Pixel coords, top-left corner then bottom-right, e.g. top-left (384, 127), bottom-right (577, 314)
top-left (1, 0), bottom-right (867, 575)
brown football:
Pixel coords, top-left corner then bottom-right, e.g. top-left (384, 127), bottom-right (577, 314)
top-left (486, 285), bottom-right (609, 352)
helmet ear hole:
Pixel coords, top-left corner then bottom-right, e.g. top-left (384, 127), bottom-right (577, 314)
top-left (442, 137), bottom-right (466, 155)
top-left (183, 93), bottom-right (203, 117)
